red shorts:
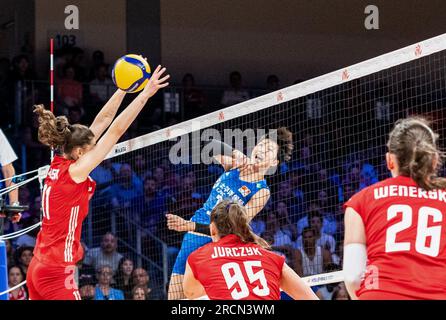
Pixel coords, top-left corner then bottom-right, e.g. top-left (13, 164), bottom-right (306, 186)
top-left (26, 257), bottom-right (81, 300)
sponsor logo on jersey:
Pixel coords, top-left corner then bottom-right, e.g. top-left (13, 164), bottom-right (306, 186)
top-left (238, 185), bottom-right (251, 197)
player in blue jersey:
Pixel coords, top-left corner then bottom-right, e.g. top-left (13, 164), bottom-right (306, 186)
top-left (166, 127), bottom-right (293, 299)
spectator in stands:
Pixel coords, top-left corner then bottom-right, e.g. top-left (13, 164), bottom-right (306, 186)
top-left (16, 186), bottom-right (32, 222)
top-left (266, 74), bottom-right (280, 92)
top-left (220, 71), bottom-right (250, 106)
top-left (152, 166), bottom-right (165, 187)
top-left (275, 181), bottom-right (304, 223)
top-left (134, 154), bottom-right (150, 181)
top-left (275, 201), bottom-right (298, 242)
top-left (132, 285), bottom-right (149, 300)
top-left (84, 232), bottom-right (123, 274)
top-left (316, 190), bottom-right (338, 235)
top-left (67, 106), bottom-right (83, 124)
top-left (89, 63), bottom-right (115, 104)
top-left (8, 266), bottom-right (28, 300)
top-left (261, 211), bottom-right (294, 264)
top-left (331, 283), bottom-right (351, 300)
top-left (5, 239), bottom-right (15, 267)
top-left (114, 257), bottom-right (134, 299)
top-left (91, 159), bottom-right (116, 191)
top-left (31, 195), bottom-right (42, 217)
top-left (341, 183), bottom-right (356, 204)
top-left (344, 163), bottom-right (361, 192)
top-left (294, 145), bottom-right (314, 172)
top-left (296, 203), bottom-right (337, 236)
top-left (10, 54), bottom-right (35, 83)
top-left (141, 177), bottom-right (166, 234)
top-left (71, 47), bottom-right (88, 82)
top-left (79, 281), bottom-right (95, 300)
top-left (110, 163), bottom-right (143, 210)
top-left (15, 246), bottom-right (33, 275)
top-left (174, 174), bottom-right (202, 220)
top-left (94, 265), bottom-right (124, 300)
top-left (57, 64), bottom-right (83, 113)
top-left (294, 227), bottom-right (331, 277)
top-left (182, 73), bottom-right (207, 118)
top-left (295, 210), bottom-right (337, 255)
top-left (359, 163), bottom-right (379, 189)
top-left (132, 268), bottom-right (152, 299)
top-left (88, 50), bottom-right (107, 81)
top-left (21, 119), bottom-right (48, 170)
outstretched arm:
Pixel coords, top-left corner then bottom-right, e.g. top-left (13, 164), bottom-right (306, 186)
top-left (166, 188), bottom-right (270, 235)
top-left (70, 65), bottom-right (169, 182)
top-left (89, 89), bottom-right (127, 140)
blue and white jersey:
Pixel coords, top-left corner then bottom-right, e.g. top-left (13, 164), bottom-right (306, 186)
top-left (191, 168), bottom-right (269, 224)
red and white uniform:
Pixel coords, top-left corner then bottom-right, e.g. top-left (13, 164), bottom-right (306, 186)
top-left (187, 234), bottom-right (285, 300)
top-left (344, 175), bottom-right (446, 300)
top-left (27, 155), bottom-right (96, 300)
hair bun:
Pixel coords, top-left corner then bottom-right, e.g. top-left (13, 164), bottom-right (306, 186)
top-left (55, 117), bottom-right (70, 134)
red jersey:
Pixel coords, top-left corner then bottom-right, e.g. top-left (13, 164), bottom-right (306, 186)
top-left (344, 175), bottom-right (446, 299)
top-left (187, 234), bottom-right (285, 300)
top-left (33, 155), bottom-right (96, 266)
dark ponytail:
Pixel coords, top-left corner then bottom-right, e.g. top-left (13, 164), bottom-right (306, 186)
top-left (388, 117), bottom-right (446, 191)
top-left (34, 104), bottom-right (94, 154)
top-left (210, 200), bottom-right (270, 249)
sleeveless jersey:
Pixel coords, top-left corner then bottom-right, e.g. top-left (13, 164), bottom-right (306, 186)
top-left (33, 155), bottom-right (96, 266)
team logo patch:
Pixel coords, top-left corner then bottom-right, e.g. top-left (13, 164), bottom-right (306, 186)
top-left (238, 185), bottom-right (251, 197)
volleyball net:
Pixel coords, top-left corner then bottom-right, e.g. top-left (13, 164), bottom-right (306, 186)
top-left (90, 33), bottom-right (445, 299)
top-left (1, 32), bottom-right (446, 300)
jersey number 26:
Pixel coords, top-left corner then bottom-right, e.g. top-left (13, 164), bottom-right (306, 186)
top-left (385, 204), bottom-right (443, 257)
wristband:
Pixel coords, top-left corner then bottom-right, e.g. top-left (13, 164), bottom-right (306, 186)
top-left (194, 223), bottom-right (211, 236)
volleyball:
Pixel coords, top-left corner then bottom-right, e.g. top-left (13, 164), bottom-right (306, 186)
top-left (112, 54), bottom-right (151, 93)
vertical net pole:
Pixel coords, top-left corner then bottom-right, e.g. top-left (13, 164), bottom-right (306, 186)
top-left (50, 38), bottom-right (55, 160)
top-left (0, 240), bottom-right (8, 300)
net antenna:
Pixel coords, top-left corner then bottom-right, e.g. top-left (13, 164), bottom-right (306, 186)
top-left (50, 38), bottom-right (55, 160)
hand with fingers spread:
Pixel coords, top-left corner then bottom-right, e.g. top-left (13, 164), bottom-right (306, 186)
top-left (143, 65), bottom-right (170, 98)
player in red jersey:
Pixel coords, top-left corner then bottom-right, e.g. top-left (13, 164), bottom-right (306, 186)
top-left (26, 64), bottom-right (169, 300)
top-left (183, 200), bottom-right (318, 300)
top-left (343, 117), bottom-right (446, 300)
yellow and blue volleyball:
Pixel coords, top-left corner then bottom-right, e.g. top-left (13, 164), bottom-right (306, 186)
top-left (112, 54), bottom-right (151, 93)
